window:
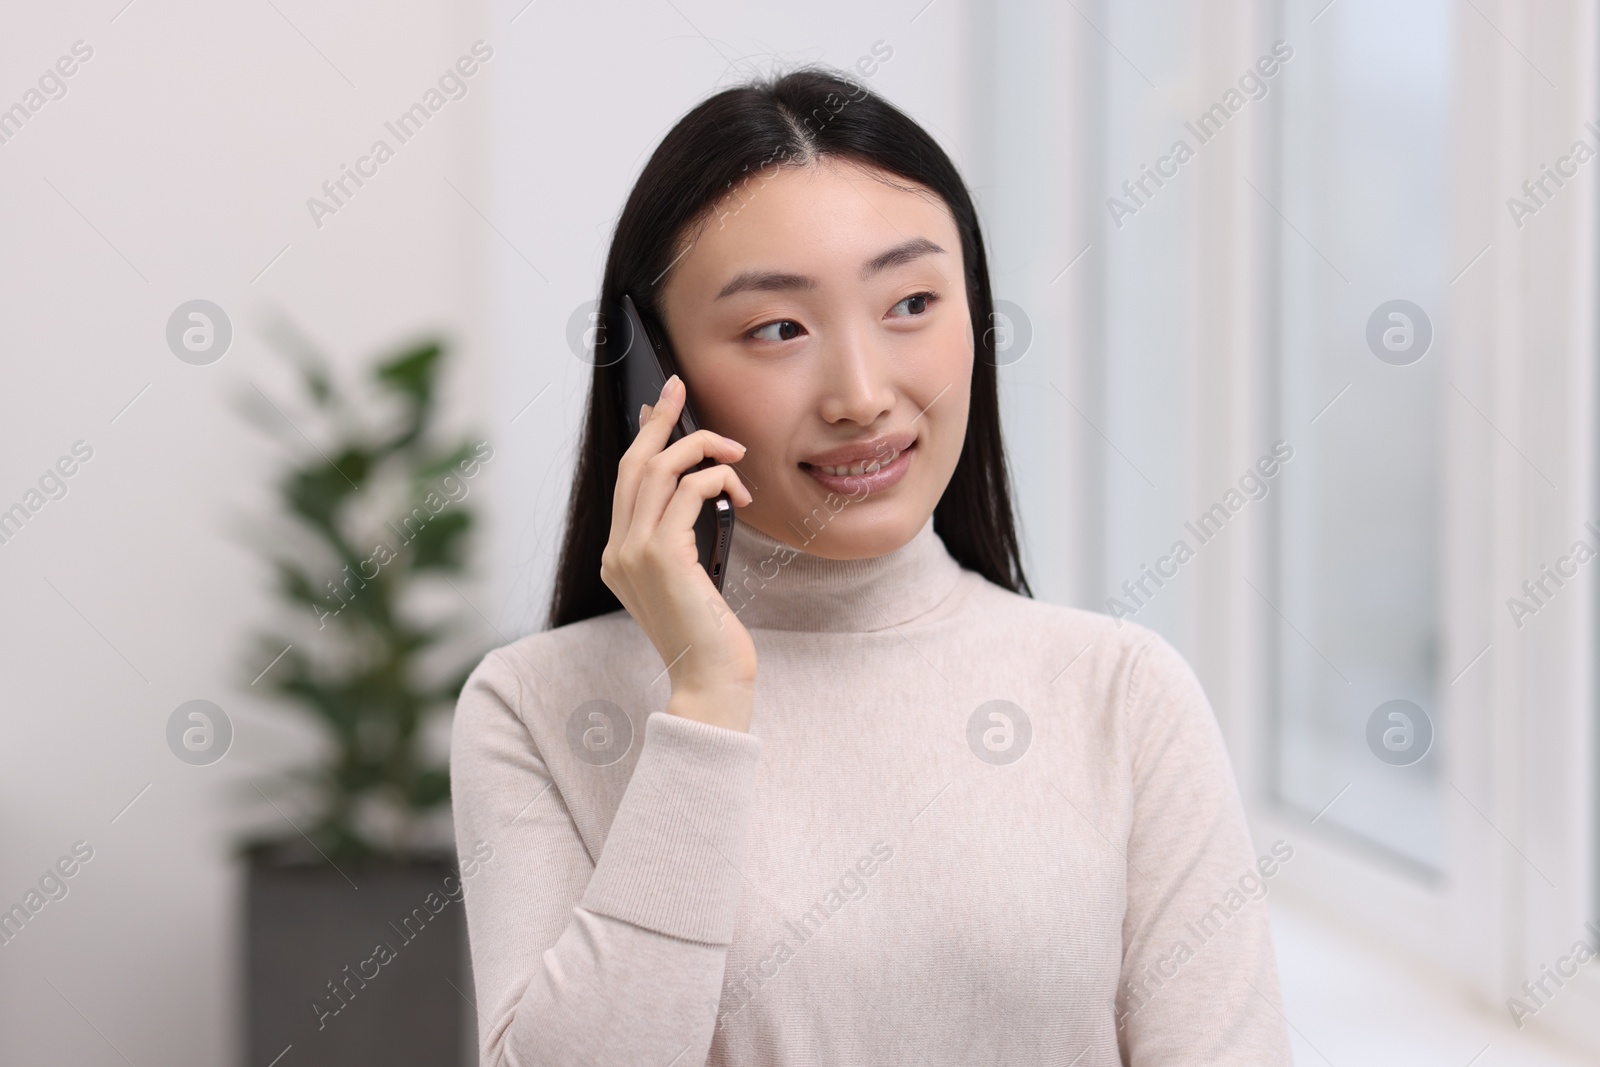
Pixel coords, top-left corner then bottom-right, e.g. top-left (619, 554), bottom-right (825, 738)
top-left (1264, 0), bottom-right (1455, 875)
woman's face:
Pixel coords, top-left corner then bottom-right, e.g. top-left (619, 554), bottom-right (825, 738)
top-left (655, 157), bottom-right (974, 560)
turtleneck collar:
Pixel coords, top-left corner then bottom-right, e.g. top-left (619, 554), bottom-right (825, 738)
top-left (716, 513), bottom-right (968, 633)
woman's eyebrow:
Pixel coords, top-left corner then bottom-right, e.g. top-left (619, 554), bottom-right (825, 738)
top-left (713, 237), bottom-right (947, 300)
top-left (715, 269), bottom-right (817, 300)
top-left (861, 236), bottom-right (946, 278)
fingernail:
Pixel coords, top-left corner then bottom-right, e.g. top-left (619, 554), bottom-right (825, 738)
top-left (660, 374), bottom-right (680, 400)
top-left (724, 436), bottom-right (746, 452)
top-left (639, 403), bottom-right (649, 424)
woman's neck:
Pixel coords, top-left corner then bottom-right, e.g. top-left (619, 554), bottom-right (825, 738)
top-left (716, 514), bottom-right (966, 633)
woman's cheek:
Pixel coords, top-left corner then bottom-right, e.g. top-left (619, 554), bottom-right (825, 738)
top-left (694, 378), bottom-right (753, 445)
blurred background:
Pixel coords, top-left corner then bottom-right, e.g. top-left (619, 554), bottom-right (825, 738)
top-left (2, 0), bottom-right (1597, 1063)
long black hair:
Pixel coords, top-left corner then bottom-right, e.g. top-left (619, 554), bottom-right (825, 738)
top-left (548, 65), bottom-right (1032, 629)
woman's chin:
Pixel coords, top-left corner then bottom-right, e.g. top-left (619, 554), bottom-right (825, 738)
top-left (745, 494), bottom-right (931, 560)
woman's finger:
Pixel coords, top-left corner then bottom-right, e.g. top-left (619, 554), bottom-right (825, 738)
top-left (625, 427), bottom-right (746, 551)
top-left (609, 377), bottom-right (684, 541)
top-left (657, 463), bottom-right (751, 546)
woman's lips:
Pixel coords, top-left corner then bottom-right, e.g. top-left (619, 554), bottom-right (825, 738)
top-left (800, 441), bottom-right (915, 495)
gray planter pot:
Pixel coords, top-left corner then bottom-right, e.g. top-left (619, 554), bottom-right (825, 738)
top-left (244, 849), bottom-right (473, 1066)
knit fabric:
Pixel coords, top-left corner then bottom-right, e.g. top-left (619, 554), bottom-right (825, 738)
top-left (450, 514), bottom-right (1293, 1065)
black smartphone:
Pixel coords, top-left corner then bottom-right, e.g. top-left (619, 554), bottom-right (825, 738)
top-left (614, 292), bottom-right (735, 594)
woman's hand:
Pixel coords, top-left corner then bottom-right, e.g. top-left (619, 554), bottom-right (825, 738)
top-left (601, 373), bottom-right (757, 733)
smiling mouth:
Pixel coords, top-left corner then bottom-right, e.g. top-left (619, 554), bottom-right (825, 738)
top-left (799, 440), bottom-right (915, 477)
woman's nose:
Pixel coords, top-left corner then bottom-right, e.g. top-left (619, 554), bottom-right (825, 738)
top-left (816, 324), bottom-right (896, 426)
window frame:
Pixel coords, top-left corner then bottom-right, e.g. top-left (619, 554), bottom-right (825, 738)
top-left (1232, 0), bottom-right (1600, 1050)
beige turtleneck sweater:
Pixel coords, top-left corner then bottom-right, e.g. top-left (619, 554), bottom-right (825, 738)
top-left (450, 514), bottom-right (1292, 1065)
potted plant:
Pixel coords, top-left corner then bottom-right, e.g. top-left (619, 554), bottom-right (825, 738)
top-left (237, 322), bottom-right (492, 1066)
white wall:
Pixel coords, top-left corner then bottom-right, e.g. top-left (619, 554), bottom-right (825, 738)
top-left (0, 1), bottom-right (488, 1062)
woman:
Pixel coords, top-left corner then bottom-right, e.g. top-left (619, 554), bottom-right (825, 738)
top-left (451, 66), bottom-right (1292, 1065)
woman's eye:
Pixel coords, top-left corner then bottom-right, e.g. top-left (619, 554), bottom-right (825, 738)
top-left (750, 320), bottom-right (804, 343)
top-left (889, 291), bottom-right (939, 318)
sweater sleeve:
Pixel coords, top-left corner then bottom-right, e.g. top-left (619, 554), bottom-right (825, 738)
top-left (450, 648), bottom-right (764, 1067)
top-left (1113, 634), bottom-right (1293, 1066)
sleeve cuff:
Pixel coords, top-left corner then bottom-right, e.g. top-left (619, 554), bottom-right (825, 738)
top-left (581, 711), bottom-right (763, 945)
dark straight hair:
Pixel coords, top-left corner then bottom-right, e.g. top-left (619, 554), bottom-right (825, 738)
top-left (548, 65), bottom-right (1032, 629)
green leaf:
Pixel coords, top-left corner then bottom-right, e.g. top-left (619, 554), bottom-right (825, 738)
top-left (375, 341), bottom-right (442, 407)
top-left (406, 509), bottom-right (472, 571)
top-left (301, 358), bottom-right (334, 408)
top-left (415, 440), bottom-right (481, 480)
